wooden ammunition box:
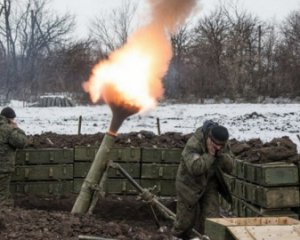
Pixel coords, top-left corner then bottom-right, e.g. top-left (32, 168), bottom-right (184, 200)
top-left (234, 179), bottom-right (300, 208)
top-left (12, 164), bottom-right (73, 181)
top-left (205, 217), bottom-right (300, 240)
top-left (223, 173), bottom-right (235, 193)
top-left (11, 181), bottom-right (73, 195)
top-left (141, 163), bottom-right (178, 180)
top-left (236, 197), bottom-right (298, 219)
top-left (73, 178), bottom-right (138, 195)
top-left (231, 196), bottom-right (240, 216)
top-left (73, 162), bottom-right (140, 178)
top-left (244, 161), bottom-right (298, 186)
top-left (140, 179), bottom-right (176, 196)
top-left (105, 179), bottom-right (139, 195)
top-left (142, 148), bottom-right (182, 163)
top-left (234, 159), bottom-right (245, 179)
top-left (16, 149), bottom-right (73, 165)
top-left (74, 146), bottom-right (141, 162)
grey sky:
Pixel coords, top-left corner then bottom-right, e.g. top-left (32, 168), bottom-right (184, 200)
top-left (50, 0), bottom-right (300, 38)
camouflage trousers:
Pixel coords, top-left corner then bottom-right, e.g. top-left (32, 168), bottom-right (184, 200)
top-left (172, 186), bottom-right (220, 239)
top-left (0, 173), bottom-right (13, 207)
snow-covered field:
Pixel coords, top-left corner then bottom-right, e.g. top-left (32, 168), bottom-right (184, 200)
top-left (8, 101), bottom-right (300, 152)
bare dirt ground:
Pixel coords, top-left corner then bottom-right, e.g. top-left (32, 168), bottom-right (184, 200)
top-left (1, 194), bottom-right (175, 240)
top-left (1, 132), bottom-right (299, 240)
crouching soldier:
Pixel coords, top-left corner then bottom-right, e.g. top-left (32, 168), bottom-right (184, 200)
top-left (172, 120), bottom-right (234, 239)
top-left (0, 107), bottom-right (28, 207)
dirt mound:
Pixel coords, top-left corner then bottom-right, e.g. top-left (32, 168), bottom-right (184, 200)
top-left (230, 136), bottom-right (300, 163)
top-left (27, 131), bottom-right (191, 149)
top-left (27, 131), bottom-right (299, 163)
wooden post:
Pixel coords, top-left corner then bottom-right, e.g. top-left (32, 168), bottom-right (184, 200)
top-left (156, 118), bottom-right (161, 135)
top-left (78, 115), bottom-right (82, 135)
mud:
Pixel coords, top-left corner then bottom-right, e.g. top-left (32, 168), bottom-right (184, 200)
top-left (1, 195), bottom-right (175, 240)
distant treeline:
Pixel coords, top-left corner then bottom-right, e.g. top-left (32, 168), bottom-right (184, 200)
top-left (0, 0), bottom-right (299, 103)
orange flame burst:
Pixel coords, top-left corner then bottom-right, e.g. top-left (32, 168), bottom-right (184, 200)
top-left (83, 0), bottom-right (197, 113)
top-left (83, 24), bottom-right (172, 113)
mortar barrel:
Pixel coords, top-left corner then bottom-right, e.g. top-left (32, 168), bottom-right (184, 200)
top-left (72, 133), bottom-right (115, 214)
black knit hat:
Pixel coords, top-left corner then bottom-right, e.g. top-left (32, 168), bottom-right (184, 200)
top-left (209, 125), bottom-right (229, 145)
top-left (1, 107), bottom-right (16, 119)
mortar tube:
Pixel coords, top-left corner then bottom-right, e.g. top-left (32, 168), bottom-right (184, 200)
top-left (71, 133), bottom-right (115, 214)
top-left (72, 103), bottom-right (139, 214)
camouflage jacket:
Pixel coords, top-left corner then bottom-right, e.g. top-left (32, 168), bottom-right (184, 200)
top-left (0, 115), bottom-right (28, 173)
top-left (175, 127), bottom-right (234, 206)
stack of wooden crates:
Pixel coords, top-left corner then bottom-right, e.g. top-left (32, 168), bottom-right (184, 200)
top-left (10, 147), bottom-right (300, 220)
top-left (222, 159), bottom-right (300, 219)
top-left (11, 148), bottom-right (74, 195)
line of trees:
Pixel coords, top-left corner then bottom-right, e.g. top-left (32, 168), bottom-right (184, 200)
top-left (0, 0), bottom-right (299, 103)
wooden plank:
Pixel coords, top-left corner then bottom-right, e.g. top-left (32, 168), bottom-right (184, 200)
top-left (207, 217), bottom-right (300, 226)
top-left (228, 225), bottom-right (300, 240)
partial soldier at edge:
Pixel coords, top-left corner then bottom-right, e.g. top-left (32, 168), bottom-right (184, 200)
top-left (0, 107), bottom-right (28, 207)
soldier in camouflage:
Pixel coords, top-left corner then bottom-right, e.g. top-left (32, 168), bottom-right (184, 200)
top-left (172, 120), bottom-right (234, 239)
top-left (0, 107), bottom-right (28, 207)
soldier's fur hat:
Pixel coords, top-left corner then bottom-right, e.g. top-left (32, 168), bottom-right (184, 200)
top-left (203, 120), bottom-right (229, 145)
top-left (210, 125), bottom-right (229, 146)
top-left (1, 107), bottom-right (16, 119)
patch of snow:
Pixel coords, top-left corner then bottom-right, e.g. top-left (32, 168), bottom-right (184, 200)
top-left (4, 102), bottom-right (300, 152)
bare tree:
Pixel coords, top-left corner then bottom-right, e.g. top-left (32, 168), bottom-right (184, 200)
top-left (275, 9), bottom-right (300, 97)
top-left (0, 0), bottom-right (75, 100)
top-left (165, 21), bottom-right (194, 98)
top-left (224, 6), bottom-right (263, 98)
top-left (190, 7), bottom-right (229, 99)
top-left (89, 0), bottom-right (138, 53)
top-left (39, 39), bottom-right (94, 95)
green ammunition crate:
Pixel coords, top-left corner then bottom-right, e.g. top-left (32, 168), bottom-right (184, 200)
top-left (244, 161), bottom-right (298, 186)
top-left (233, 179), bottom-right (244, 198)
top-left (12, 164), bottom-right (73, 181)
top-left (234, 179), bottom-right (300, 208)
top-left (74, 146), bottom-right (97, 161)
top-left (219, 195), bottom-right (232, 212)
top-left (238, 198), bottom-right (299, 219)
top-left (141, 163), bottom-right (178, 180)
top-left (16, 149), bottom-right (73, 165)
top-left (231, 196), bottom-right (240, 216)
top-left (74, 146), bottom-right (141, 162)
top-left (105, 178), bottom-right (139, 195)
top-left (223, 173), bottom-right (235, 193)
top-left (73, 179), bottom-right (83, 193)
top-left (142, 148), bottom-right (182, 163)
top-left (73, 162), bottom-right (140, 178)
top-left (140, 179), bottom-right (176, 196)
top-left (11, 181), bottom-right (73, 195)
top-left (234, 159), bottom-right (245, 179)
top-left (73, 178), bottom-right (138, 195)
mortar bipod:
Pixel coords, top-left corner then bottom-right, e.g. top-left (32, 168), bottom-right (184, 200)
top-left (109, 162), bottom-right (210, 240)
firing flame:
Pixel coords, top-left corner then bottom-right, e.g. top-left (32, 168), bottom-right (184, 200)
top-left (83, 0), bottom-right (197, 113)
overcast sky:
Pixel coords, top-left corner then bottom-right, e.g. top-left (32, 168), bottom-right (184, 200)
top-left (50, 0), bottom-right (300, 38)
